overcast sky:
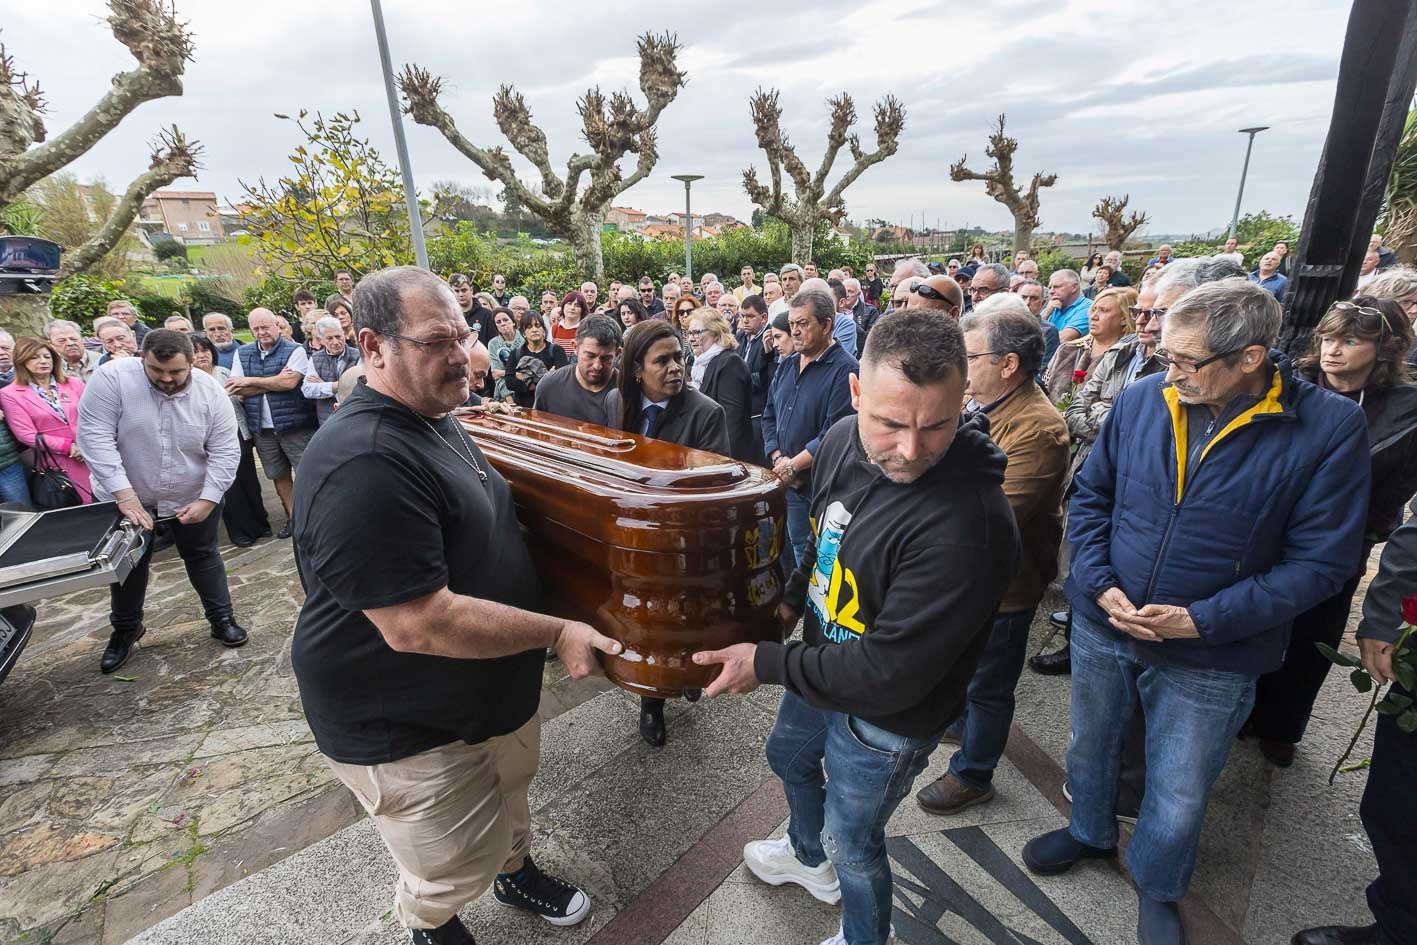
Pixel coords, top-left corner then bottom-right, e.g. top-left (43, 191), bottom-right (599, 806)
top-left (10, 0), bottom-right (1353, 238)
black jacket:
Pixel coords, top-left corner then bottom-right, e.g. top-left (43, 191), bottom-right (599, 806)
top-left (606, 386), bottom-right (731, 456)
top-left (503, 343), bottom-right (567, 408)
top-left (699, 352), bottom-right (755, 462)
top-left (740, 329), bottom-right (778, 418)
top-left (755, 413), bottom-right (1020, 738)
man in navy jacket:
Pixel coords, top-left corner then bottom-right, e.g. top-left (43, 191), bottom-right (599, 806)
top-left (1022, 279), bottom-right (1370, 945)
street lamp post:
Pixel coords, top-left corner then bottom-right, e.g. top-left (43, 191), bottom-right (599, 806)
top-left (1226, 126), bottom-right (1270, 244)
top-left (671, 174), bottom-right (704, 282)
top-left (369, 0), bottom-right (428, 269)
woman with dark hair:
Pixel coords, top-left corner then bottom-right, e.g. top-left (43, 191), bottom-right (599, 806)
top-left (1246, 296), bottom-right (1417, 766)
top-left (617, 297), bottom-right (649, 331)
top-left (552, 290), bottom-right (589, 359)
top-left (1079, 251), bottom-right (1105, 285)
top-left (605, 320), bottom-right (730, 746)
top-left (503, 316), bottom-right (567, 408)
top-left (488, 307), bottom-right (523, 403)
top-left (192, 333), bottom-right (271, 546)
top-left (670, 295), bottom-right (698, 371)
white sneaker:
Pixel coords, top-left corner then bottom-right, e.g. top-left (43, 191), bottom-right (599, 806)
top-left (742, 835), bottom-right (841, 904)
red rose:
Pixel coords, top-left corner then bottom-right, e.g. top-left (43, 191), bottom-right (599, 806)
top-left (1072, 369), bottom-right (1088, 384)
top-left (1402, 594), bottom-right (1417, 627)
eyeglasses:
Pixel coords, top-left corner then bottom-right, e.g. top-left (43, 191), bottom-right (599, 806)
top-left (379, 329), bottom-right (476, 356)
top-left (1128, 306), bottom-right (1168, 322)
top-left (969, 285), bottom-right (999, 298)
top-left (1328, 301), bottom-right (1395, 339)
top-left (1153, 346), bottom-right (1250, 374)
top-left (966, 350), bottom-right (1002, 360)
top-left (686, 329), bottom-right (711, 338)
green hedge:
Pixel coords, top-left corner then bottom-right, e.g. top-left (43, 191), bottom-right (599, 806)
top-left (48, 275), bottom-right (163, 326)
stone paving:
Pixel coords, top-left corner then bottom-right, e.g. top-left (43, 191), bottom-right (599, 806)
top-left (0, 494), bottom-right (1390, 945)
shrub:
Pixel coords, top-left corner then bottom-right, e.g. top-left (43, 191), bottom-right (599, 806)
top-left (49, 274), bottom-right (163, 326)
top-left (151, 235), bottom-right (188, 262)
top-left (183, 278), bottom-right (247, 328)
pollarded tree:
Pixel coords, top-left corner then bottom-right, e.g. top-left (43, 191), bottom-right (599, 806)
top-left (742, 89), bottom-right (905, 265)
top-left (399, 33), bottom-right (686, 282)
top-left (950, 114), bottom-right (1055, 257)
top-left (0, 1), bottom-right (200, 277)
top-left (1092, 194), bottom-right (1149, 251)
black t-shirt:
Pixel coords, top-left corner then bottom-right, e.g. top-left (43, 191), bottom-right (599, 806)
top-left (290, 382), bottom-right (544, 764)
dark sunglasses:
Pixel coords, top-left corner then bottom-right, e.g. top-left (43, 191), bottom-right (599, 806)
top-left (914, 283), bottom-right (955, 304)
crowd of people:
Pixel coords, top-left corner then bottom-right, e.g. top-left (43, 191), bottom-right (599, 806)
top-left (5, 237), bottom-right (1417, 945)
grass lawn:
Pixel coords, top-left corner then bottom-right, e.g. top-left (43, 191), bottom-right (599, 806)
top-left (138, 273), bottom-right (197, 298)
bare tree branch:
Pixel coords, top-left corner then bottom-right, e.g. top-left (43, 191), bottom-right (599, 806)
top-left (58, 124), bottom-right (200, 278)
top-left (744, 88), bottom-right (905, 262)
top-left (1091, 194), bottom-right (1149, 250)
top-left (1, 0), bottom-right (192, 204)
top-left (950, 113), bottom-right (1055, 255)
top-left (399, 32), bottom-right (685, 278)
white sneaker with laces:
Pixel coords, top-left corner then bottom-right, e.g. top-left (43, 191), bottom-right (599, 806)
top-left (742, 835), bottom-right (841, 904)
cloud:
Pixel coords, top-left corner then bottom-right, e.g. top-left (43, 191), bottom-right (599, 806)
top-left (3, 0), bottom-right (1353, 237)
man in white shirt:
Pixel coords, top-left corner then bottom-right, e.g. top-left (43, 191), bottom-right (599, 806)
top-left (1217, 238), bottom-right (1244, 268)
top-left (78, 330), bottom-right (243, 674)
top-left (227, 308), bottom-right (315, 538)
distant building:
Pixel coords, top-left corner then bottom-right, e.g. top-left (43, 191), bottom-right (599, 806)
top-left (138, 190), bottom-right (223, 245)
top-left (607, 206), bottom-right (648, 231)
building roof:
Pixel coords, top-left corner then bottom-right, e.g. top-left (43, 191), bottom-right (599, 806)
top-left (146, 190), bottom-right (218, 201)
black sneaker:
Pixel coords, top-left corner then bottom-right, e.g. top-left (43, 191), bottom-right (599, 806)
top-left (410, 914), bottom-right (476, 944)
top-left (493, 856), bottom-right (590, 927)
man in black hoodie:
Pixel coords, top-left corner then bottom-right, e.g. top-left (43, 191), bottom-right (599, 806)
top-left (695, 310), bottom-right (1020, 945)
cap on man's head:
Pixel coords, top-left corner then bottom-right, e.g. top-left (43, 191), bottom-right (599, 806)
top-left (927, 261), bottom-right (946, 274)
top-left (956, 265), bottom-right (977, 280)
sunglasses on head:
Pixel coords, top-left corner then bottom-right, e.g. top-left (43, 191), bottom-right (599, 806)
top-left (914, 283), bottom-right (953, 303)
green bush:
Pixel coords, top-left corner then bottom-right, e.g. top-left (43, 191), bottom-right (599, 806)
top-left (1030, 248), bottom-right (1083, 284)
top-left (183, 278), bottom-right (247, 327)
top-left (49, 274), bottom-right (165, 326)
top-left (242, 278), bottom-right (338, 319)
top-left (151, 235), bottom-right (188, 262)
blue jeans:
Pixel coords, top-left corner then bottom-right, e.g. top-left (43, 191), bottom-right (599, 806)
top-left (1066, 612), bottom-right (1255, 901)
top-left (766, 692), bottom-right (938, 945)
top-left (785, 487), bottom-right (812, 569)
top-left (947, 609), bottom-right (1035, 789)
top-left (0, 462), bottom-right (31, 507)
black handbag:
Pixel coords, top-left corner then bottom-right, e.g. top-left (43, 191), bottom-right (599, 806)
top-left (27, 433), bottom-right (87, 510)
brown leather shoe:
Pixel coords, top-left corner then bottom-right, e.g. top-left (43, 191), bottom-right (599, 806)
top-left (916, 773), bottom-right (995, 815)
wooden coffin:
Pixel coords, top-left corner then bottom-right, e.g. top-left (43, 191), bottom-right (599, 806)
top-left (458, 408), bottom-right (788, 698)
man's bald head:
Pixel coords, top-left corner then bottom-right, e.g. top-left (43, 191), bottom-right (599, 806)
top-left (468, 340), bottom-right (492, 392)
top-left (914, 275), bottom-right (963, 316)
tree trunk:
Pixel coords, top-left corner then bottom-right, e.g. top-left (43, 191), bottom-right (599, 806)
top-left (1012, 223), bottom-right (1033, 258)
top-left (791, 225), bottom-right (815, 266)
top-left (568, 212), bottom-right (605, 283)
top-left (0, 295), bottom-right (52, 340)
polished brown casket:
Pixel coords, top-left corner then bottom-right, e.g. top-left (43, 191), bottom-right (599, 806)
top-left (458, 408), bottom-right (788, 698)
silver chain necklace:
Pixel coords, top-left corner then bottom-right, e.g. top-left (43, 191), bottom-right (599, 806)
top-left (417, 414), bottom-right (488, 482)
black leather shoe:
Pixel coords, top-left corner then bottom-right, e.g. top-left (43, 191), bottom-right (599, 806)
top-left (639, 698), bottom-right (666, 747)
top-left (210, 618), bottom-right (249, 648)
top-left (1028, 645), bottom-right (1072, 676)
top-left (1290, 924), bottom-right (1378, 945)
top-left (683, 688), bottom-right (702, 703)
top-left (100, 625), bottom-right (146, 674)
top-left (1260, 738), bottom-right (1296, 768)
top-left (276, 524), bottom-right (292, 540)
top-left (1049, 610), bottom-right (1070, 630)
top-left (410, 913), bottom-right (477, 944)
top-left (1021, 827), bottom-right (1114, 875)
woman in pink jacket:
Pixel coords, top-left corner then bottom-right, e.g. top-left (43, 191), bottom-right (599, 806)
top-left (0, 337), bottom-right (92, 503)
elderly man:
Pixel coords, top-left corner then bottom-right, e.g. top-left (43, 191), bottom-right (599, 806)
top-left (1249, 251), bottom-right (1289, 301)
top-left (107, 299), bottom-right (149, 344)
top-left (764, 279), bottom-right (787, 315)
top-left (228, 308), bottom-right (315, 538)
top-left (845, 277), bottom-right (880, 343)
top-left (291, 266), bottom-right (617, 945)
top-left (96, 318), bottom-right (137, 364)
top-left (889, 257), bottom-right (929, 297)
top-left (508, 295), bottom-right (533, 329)
top-left (704, 281), bottom-right (726, 309)
top-left (0, 330), bottom-right (13, 385)
top-left (201, 312), bottom-right (238, 368)
top-left (580, 280), bottom-right (600, 312)
top-left (1103, 251), bottom-right (1132, 287)
top-left (969, 263), bottom-right (1010, 310)
top-left (697, 308), bottom-right (1019, 945)
top-left (1042, 269), bottom-right (1092, 342)
top-left (533, 314), bottom-right (621, 425)
top-left (911, 275), bottom-right (962, 318)
top-left (46, 320), bottom-right (100, 381)
top-left (779, 263), bottom-right (805, 301)
top-left (889, 276), bottom-right (922, 314)
top-left (1016, 258), bottom-right (1041, 283)
top-left (77, 330), bottom-right (244, 673)
top-left (1145, 244), bottom-right (1173, 268)
top-left (716, 291), bottom-right (740, 324)
top-left (916, 294), bottom-right (1070, 815)
top-left (638, 277), bottom-right (666, 317)
top-left (304, 316), bottom-right (362, 425)
top-left (1023, 279), bottom-right (1370, 945)
top-left (761, 280), bottom-right (858, 566)
top-left (164, 315), bottom-right (194, 333)
top-left (1014, 279), bottom-right (1059, 372)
